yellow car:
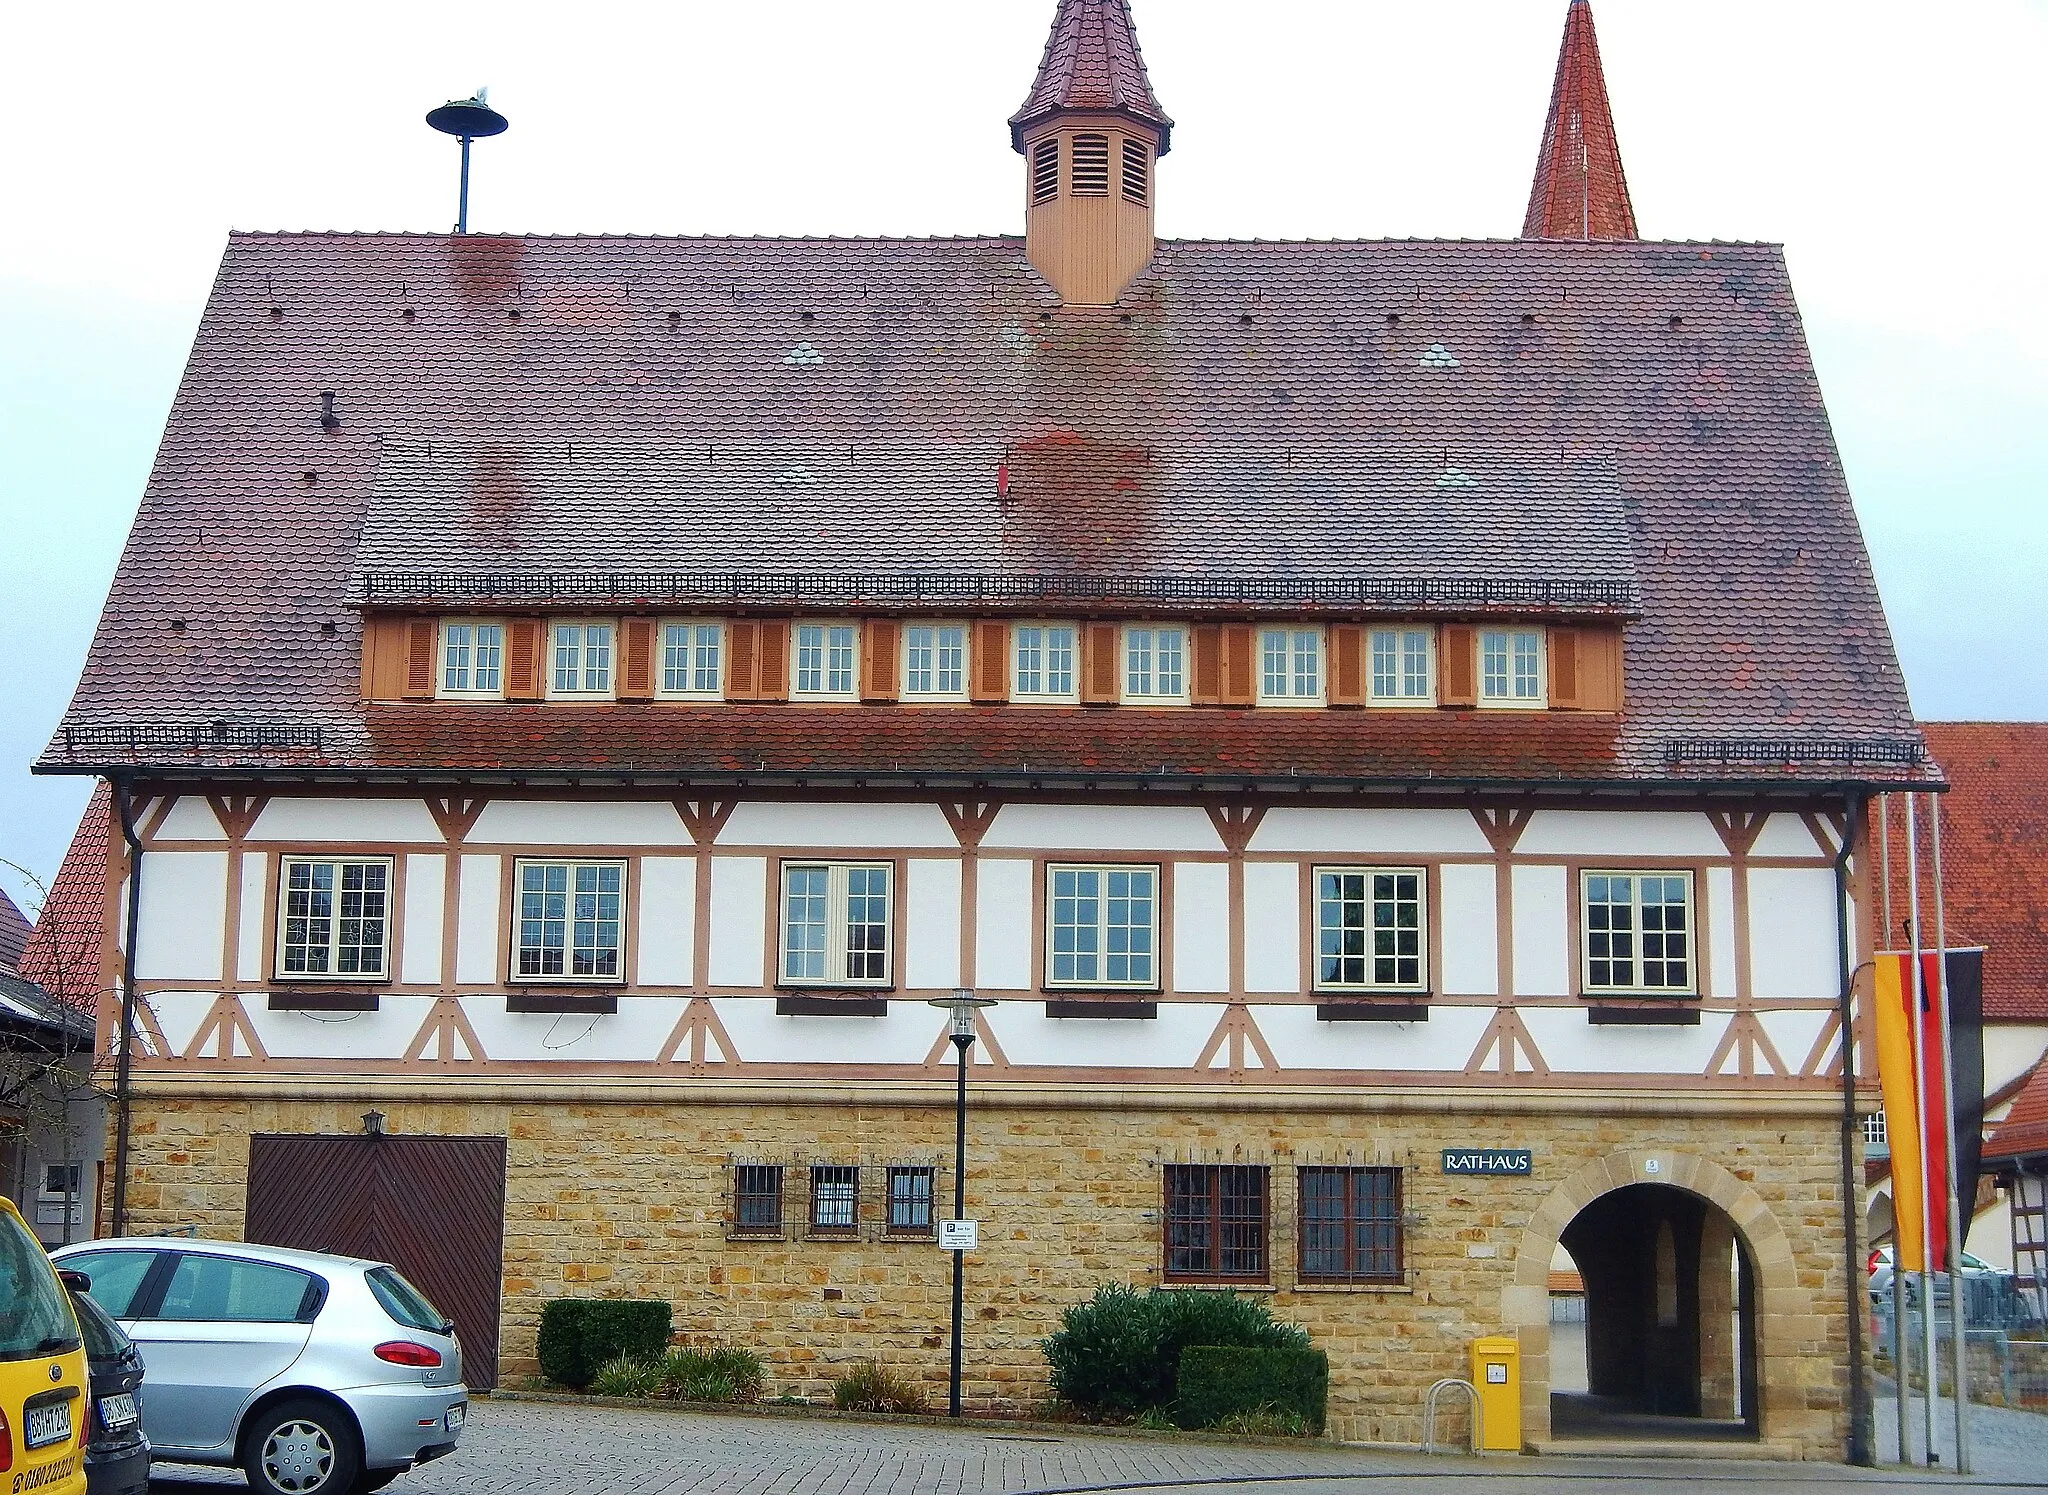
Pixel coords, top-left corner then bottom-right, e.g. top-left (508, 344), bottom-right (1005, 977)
top-left (0, 1197), bottom-right (86, 1495)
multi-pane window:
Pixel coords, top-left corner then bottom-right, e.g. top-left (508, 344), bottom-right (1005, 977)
top-left (277, 857), bottom-right (390, 979)
top-left (441, 622), bottom-right (504, 696)
top-left (1258, 627), bottom-right (1322, 701)
top-left (887, 1166), bottom-right (935, 1234)
top-left (660, 621), bottom-right (722, 696)
top-left (1861, 1111), bottom-right (1888, 1148)
top-left (793, 623), bottom-right (858, 697)
top-left (1582, 872), bottom-right (1694, 994)
top-left (551, 622), bottom-right (614, 695)
top-left (733, 1164), bottom-right (784, 1234)
top-left (1298, 1166), bottom-right (1402, 1283)
top-left (1014, 624), bottom-right (1078, 699)
top-left (809, 1165), bottom-right (860, 1234)
top-left (1480, 629), bottom-right (1544, 705)
top-left (1164, 1164), bottom-right (1268, 1282)
top-left (780, 863), bottom-right (893, 986)
top-left (1315, 868), bottom-right (1425, 991)
top-left (1369, 628), bottom-right (1432, 703)
top-left (1123, 626), bottom-right (1186, 701)
top-left (1046, 865), bottom-right (1157, 988)
top-left (514, 860), bottom-right (625, 982)
top-left (903, 625), bottom-right (968, 698)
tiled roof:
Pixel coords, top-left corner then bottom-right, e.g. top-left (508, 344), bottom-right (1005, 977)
top-left (41, 232), bottom-right (1925, 789)
top-left (0, 972), bottom-right (95, 1048)
top-left (1524, 1), bottom-right (1638, 242)
top-left (1011, 0), bottom-right (1173, 153)
top-left (16, 782), bottom-right (112, 1009)
top-left (0, 888), bottom-right (28, 973)
top-left (1984, 1058), bottom-right (2048, 1166)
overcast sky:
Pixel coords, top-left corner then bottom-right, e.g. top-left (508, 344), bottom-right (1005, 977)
top-left (2, 0), bottom-right (2045, 910)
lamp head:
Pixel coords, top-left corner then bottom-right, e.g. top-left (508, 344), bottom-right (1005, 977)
top-left (930, 989), bottom-right (997, 1040)
top-left (361, 1109), bottom-right (387, 1137)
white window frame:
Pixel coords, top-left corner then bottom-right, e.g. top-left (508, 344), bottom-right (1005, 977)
top-left (1580, 870), bottom-right (1696, 997)
top-left (1367, 628), bottom-right (1435, 707)
top-left (900, 623), bottom-right (970, 702)
top-left (1479, 628), bottom-right (1547, 709)
top-left (438, 619), bottom-right (507, 699)
top-left (547, 620), bottom-right (616, 699)
top-left (1011, 621), bottom-right (1080, 702)
top-left (274, 854), bottom-right (394, 982)
top-left (1121, 625), bottom-right (1189, 705)
top-left (1044, 863), bottom-right (1161, 991)
top-left (790, 620), bottom-right (860, 701)
top-left (778, 861), bottom-right (895, 989)
top-left (1257, 626), bottom-right (1325, 705)
top-left (655, 618), bottom-right (725, 699)
top-left (510, 858), bottom-right (628, 985)
top-left (1312, 865), bottom-right (1428, 994)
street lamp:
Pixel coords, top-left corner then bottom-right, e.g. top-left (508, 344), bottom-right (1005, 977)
top-left (930, 989), bottom-right (996, 1418)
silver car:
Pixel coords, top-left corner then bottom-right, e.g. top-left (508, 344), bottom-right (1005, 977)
top-left (53, 1237), bottom-right (466, 1495)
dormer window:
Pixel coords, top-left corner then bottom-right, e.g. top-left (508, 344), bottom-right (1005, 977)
top-left (792, 622), bottom-right (858, 700)
top-left (1123, 625), bottom-right (1186, 702)
top-left (1121, 140), bottom-right (1149, 205)
top-left (1258, 627), bottom-right (1323, 704)
top-left (1013, 623), bottom-right (1079, 701)
top-left (659, 621), bottom-right (723, 698)
top-left (903, 625), bottom-right (968, 700)
top-left (1071, 134), bottom-right (1110, 196)
top-left (1480, 629), bottom-right (1545, 707)
top-left (440, 621), bottom-right (504, 698)
top-left (550, 622), bottom-right (614, 697)
top-left (1369, 628), bottom-right (1433, 705)
top-left (1032, 138), bottom-right (1060, 205)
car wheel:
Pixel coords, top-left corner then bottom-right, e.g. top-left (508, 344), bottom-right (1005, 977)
top-left (242, 1397), bottom-right (363, 1495)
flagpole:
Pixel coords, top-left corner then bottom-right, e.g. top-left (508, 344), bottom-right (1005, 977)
top-left (1905, 794), bottom-right (1937, 1465)
top-left (1880, 795), bottom-right (1907, 1464)
top-left (1931, 798), bottom-right (1970, 1475)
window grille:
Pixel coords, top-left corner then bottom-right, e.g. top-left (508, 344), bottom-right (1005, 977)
top-left (1071, 134), bottom-right (1110, 195)
top-left (1032, 138), bottom-right (1060, 204)
top-left (1164, 1164), bottom-right (1268, 1281)
top-left (1121, 139), bottom-right (1149, 204)
top-left (809, 1165), bottom-right (860, 1234)
top-left (887, 1167), bottom-right (935, 1234)
top-left (1861, 1111), bottom-right (1888, 1147)
top-left (732, 1164), bottom-right (785, 1235)
top-left (1298, 1166), bottom-right (1402, 1282)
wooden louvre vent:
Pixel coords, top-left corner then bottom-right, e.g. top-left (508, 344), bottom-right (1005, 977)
top-left (1032, 138), bottom-right (1060, 205)
top-left (505, 619), bottom-right (544, 701)
top-left (403, 618), bottom-right (437, 700)
top-left (1121, 139), bottom-right (1149, 204)
top-left (1071, 134), bottom-right (1110, 196)
top-left (618, 617), bottom-right (657, 702)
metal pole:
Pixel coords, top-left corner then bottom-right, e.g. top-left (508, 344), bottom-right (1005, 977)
top-left (949, 1032), bottom-right (969, 1419)
top-left (1881, 794), bottom-right (1908, 1463)
top-left (1905, 795), bottom-right (1936, 1464)
top-left (1931, 799), bottom-right (1970, 1475)
top-left (110, 778), bottom-right (144, 1238)
top-left (456, 134), bottom-right (473, 234)
top-left (1834, 795), bottom-right (1871, 1466)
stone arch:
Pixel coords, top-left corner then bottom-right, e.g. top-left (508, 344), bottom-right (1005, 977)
top-left (1503, 1148), bottom-right (1801, 1447)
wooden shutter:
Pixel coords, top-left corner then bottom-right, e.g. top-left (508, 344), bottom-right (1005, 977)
top-left (970, 621), bottom-right (1010, 703)
top-left (756, 620), bottom-right (790, 703)
top-left (861, 620), bottom-right (900, 702)
top-left (1548, 627), bottom-right (1581, 710)
top-left (503, 620), bottom-right (544, 700)
top-left (1576, 627), bottom-right (1624, 712)
top-left (1082, 623), bottom-right (1120, 705)
top-left (403, 618), bottom-right (437, 700)
top-left (1439, 625), bottom-right (1477, 707)
top-left (1190, 626), bottom-right (1222, 706)
top-left (725, 621), bottom-right (760, 701)
top-left (619, 617), bottom-right (656, 702)
top-left (360, 617), bottom-right (408, 701)
top-left (1329, 625), bottom-right (1366, 708)
top-left (1219, 624), bottom-right (1256, 707)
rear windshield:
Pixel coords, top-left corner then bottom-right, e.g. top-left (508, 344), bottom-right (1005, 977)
top-left (0, 1212), bottom-right (81, 1361)
top-left (68, 1290), bottom-right (132, 1360)
top-left (366, 1267), bottom-right (449, 1333)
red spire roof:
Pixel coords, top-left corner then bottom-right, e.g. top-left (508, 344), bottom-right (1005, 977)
top-left (1011, 0), bottom-right (1173, 155)
top-left (16, 781), bottom-right (113, 1010)
top-left (1522, 1), bottom-right (1638, 241)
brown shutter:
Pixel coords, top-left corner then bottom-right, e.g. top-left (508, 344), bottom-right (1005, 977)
top-left (970, 621), bottom-right (1010, 703)
top-left (619, 617), bottom-right (656, 702)
top-left (1189, 625), bottom-right (1222, 706)
top-left (1082, 623), bottom-right (1120, 705)
top-left (1576, 627), bottom-right (1624, 712)
top-left (505, 619), bottom-right (544, 701)
top-left (1329, 625), bottom-right (1366, 708)
top-left (1548, 627), bottom-right (1582, 710)
top-left (861, 620), bottom-right (900, 702)
top-left (1219, 624), bottom-right (1256, 707)
top-left (725, 621), bottom-right (760, 701)
top-left (360, 617), bottom-right (407, 701)
top-left (403, 618), bottom-right (437, 700)
top-left (756, 620), bottom-right (790, 703)
top-left (1439, 625), bottom-right (1477, 707)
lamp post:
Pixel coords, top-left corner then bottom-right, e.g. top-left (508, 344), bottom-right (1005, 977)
top-left (930, 989), bottom-right (996, 1418)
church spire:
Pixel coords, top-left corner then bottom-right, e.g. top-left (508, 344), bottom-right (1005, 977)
top-left (1522, 0), bottom-right (1639, 241)
top-left (1010, 0), bottom-right (1173, 156)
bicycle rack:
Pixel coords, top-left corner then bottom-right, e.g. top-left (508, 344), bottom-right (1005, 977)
top-left (1422, 1377), bottom-right (1481, 1455)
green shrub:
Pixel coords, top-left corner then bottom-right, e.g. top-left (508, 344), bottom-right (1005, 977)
top-left (590, 1352), bottom-right (662, 1399)
top-left (1042, 1286), bottom-right (1310, 1420)
top-left (660, 1347), bottom-right (765, 1403)
top-left (832, 1360), bottom-right (929, 1414)
top-left (536, 1299), bottom-right (673, 1389)
top-left (1174, 1345), bottom-right (1328, 1434)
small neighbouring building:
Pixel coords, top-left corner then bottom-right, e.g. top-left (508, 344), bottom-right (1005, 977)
top-left (38, 0), bottom-right (1930, 1456)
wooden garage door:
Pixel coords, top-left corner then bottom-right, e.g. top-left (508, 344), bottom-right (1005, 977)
top-left (246, 1134), bottom-right (508, 1387)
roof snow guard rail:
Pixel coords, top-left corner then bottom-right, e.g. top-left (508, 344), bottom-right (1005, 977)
top-left (1664, 737), bottom-right (1925, 768)
top-left (62, 723), bottom-right (325, 756)
top-left (356, 572), bottom-right (1640, 613)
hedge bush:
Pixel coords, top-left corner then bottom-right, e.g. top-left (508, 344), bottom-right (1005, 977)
top-left (537, 1299), bottom-right (673, 1389)
top-left (1174, 1344), bottom-right (1329, 1434)
top-left (1042, 1286), bottom-right (1310, 1420)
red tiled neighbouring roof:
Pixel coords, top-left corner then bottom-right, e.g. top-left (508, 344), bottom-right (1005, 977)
top-left (0, 888), bottom-right (28, 972)
top-left (1524, 1), bottom-right (1639, 241)
top-left (1011, 0), bottom-right (1173, 152)
top-left (16, 782), bottom-right (113, 1009)
top-left (1984, 1059), bottom-right (2048, 1165)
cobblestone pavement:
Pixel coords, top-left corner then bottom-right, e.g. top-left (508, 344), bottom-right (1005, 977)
top-left (1872, 1377), bottom-right (2048, 1482)
top-left (147, 1395), bottom-right (2036, 1493)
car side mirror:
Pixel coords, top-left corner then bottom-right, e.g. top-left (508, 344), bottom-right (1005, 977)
top-left (58, 1269), bottom-right (91, 1292)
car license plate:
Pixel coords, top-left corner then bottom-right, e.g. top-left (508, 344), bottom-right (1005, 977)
top-left (444, 1403), bottom-right (466, 1434)
top-left (99, 1392), bottom-right (137, 1429)
top-left (25, 1401), bottom-right (71, 1449)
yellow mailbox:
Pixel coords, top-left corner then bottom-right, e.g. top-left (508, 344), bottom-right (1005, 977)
top-left (1469, 1335), bottom-right (1521, 1451)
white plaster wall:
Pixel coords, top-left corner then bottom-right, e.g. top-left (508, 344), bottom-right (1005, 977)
top-left (400, 855), bottom-right (444, 986)
top-left (1257, 1005), bottom-right (1495, 1073)
top-left (719, 802), bottom-right (956, 849)
top-left (1968, 1193), bottom-right (2014, 1270)
top-left (1520, 1009), bottom-right (1732, 1075)
top-left (468, 800), bottom-right (684, 847)
top-left (1984, 1026), bottom-right (2048, 1095)
top-left (636, 857), bottom-right (696, 988)
top-left (974, 859), bottom-right (1034, 991)
top-left (1758, 1008), bottom-right (1833, 1075)
top-left (708, 857), bottom-right (767, 988)
top-left (1515, 810), bottom-right (1727, 858)
top-left (135, 851), bottom-right (227, 982)
top-left (249, 797), bottom-right (443, 843)
top-left (1242, 863), bottom-right (1300, 994)
top-left (1438, 863), bottom-right (1497, 996)
top-left (1511, 865), bottom-right (1570, 997)
top-left (1747, 867), bottom-right (1839, 999)
top-left (236, 852), bottom-right (267, 983)
top-left (253, 997), bottom-right (434, 1061)
top-left (154, 797), bottom-right (224, 840)
top-left (906, 859), bottom-right (962, 991)
top-left (711, 998), bottom-right (935, 1065)
top-left (1171, 862), bottom-right (1229, 994)
top-left (143, 992), bottom-right (217, 1056)
top-left (1704, 866), bottom-right (1737, 1002)
top-left (992, 1002), bottom-right (1219, 1069)
top-left (1751, 813), bottom-right (1831, 859)
top-left (464, 998), bottom-right (687, 1064)
top-left (981, 804), bottom-right (1222, 852)
top-left (1248, 808), bottom-right (1490, 856)
top-left (454, 855), bottom-right (501, 985)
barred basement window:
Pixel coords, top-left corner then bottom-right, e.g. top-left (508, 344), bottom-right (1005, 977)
top-left (1121, 139), bottom-right (1149, 204)
top-left (440, 621), bottom-right (504, 697)
top-left (780, 862), bottom-right (893, 987)
top-left (1298, 1166), bottom-right (1402, 1283)
top-left (1315, 867), bottom-right (1426, 991)
top-left (276, 856), bottom-right (391, 980)
top-left (1032, 138), bottom-right (1060, 204)
top-left (1582, 871), bottom-right (1694, 995)
top-left (887, 1166), bottom-right (935, 1235)
top-left (1164, 1164), bottom-right (1268, 1282)
top-left (810, 1165), bottom-right (860, 1235)
top-left (513, 859), bottom-right (625, 983)
top-left (1071, 133), bottom-right (1110, 196)
top-left (733, 1164), bottom-right (785, 1235)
